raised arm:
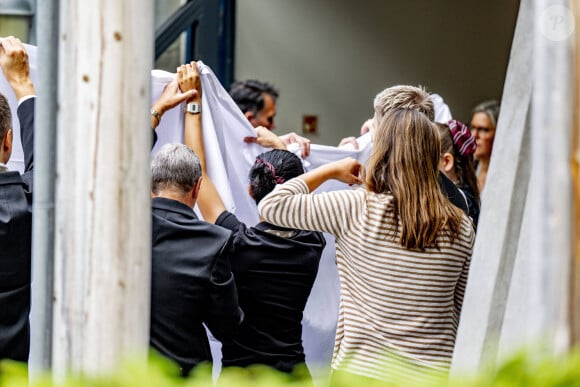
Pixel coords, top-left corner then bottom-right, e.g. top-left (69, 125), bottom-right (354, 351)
top-left (0, 37), bottom-right (35, 172)
top-left (0, 37), bottom-right (35, 100)
top-left (149, 75), bottom-right (197, 148)
top-left (243, 126), bottom-right (287, 150)
top-left (178, 62), bottom-right (227, 223)
top-left (258, 157), bottom-right (363, 235)
top-left (297, 157), bottom-right (362, 192)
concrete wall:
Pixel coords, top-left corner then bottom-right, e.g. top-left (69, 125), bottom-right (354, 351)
top-left (235, 0), bottom-right (519, 145)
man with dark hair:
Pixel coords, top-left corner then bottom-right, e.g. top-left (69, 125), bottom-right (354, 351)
top-left (229, 80), bottom-right (279, 130)
top-left (229, 79), bottom-right (311, 158)
top-left (0, 36), bottom-right (36, 363)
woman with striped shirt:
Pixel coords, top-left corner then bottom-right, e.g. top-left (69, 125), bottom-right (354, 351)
top-left (258, 108), bottom-right (475, 383)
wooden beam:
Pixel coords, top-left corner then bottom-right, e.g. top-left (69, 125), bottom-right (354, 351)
top-left (451, 0), bottom-right (533, 371)
top-left (52, 0), bottom-right (153, 376)
top-left (571, 0), bottom-right (580, 346)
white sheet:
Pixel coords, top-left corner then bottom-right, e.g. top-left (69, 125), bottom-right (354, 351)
top-left (1, 48), bottom-right (379, 380)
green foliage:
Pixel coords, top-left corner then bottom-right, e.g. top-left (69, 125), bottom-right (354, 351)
top-left (448, 348), bottom-right (580, 387)
top-left (2, 349), bottom-right (580, 387)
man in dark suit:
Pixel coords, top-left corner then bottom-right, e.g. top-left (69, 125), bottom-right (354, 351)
top-left (149, 142), bottom-right (243, 376)
top-left (0, 36), bottom-right (36, 362)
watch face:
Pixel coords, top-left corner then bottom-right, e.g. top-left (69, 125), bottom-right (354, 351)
top-left (187, 102), bottom-right (200, 114)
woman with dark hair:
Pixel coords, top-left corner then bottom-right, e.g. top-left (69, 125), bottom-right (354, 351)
top-left (259, 108), bottom-right (474, 384)
top-left (437, 120), bottom-right (480, 225)
top-left (177, 62), bottom-right (325, 377)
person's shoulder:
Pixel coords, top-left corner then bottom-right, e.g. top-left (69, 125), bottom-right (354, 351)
top-left (439, 172), bottom-right (469, 213)
top-left (17, 96), bottom-right (35, 113)
top-left (458, 213), bottom-right (476, 244)
top-left (215, 210), bottom-right (244, 232)
top-left (296, 230), bottom-right (327, 249)
top-left (0, 170), bottom-right (27, 186)
top-left (363, 188), bottom-right (394, 206)
top-left (205, 220), bottom-right (234, 240)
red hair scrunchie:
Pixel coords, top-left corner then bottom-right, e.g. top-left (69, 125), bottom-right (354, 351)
top-left (255, 157), bottom-right (285, 184)
top-left (448, 119), bottom-right (476, 156)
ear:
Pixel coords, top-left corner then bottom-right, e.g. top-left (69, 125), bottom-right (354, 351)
top-left (248, 183), bottom-right (254, 199)
top-left (244, 111), bottom-right (254, 122)
top-left (191, 176), bottom-right (203, 201)
top-left (442, 153), bottom-right (454, 173)
top-left (0, 129), bottom-right (13, 164)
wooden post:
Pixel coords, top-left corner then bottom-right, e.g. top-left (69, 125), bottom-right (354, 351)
top-left (571, 0), bottom-right (580, 346)
top-left (451, 0), bottom-right (533, 371)
top-left (52, 0), bottom-right (153, 376)
top-left (453, 0), bottom-right (576, 373)
top-left (527, 0), bottom-right (574, 356)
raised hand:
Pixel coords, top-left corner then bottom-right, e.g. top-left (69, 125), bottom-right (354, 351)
top-left (0, 36), bottom-right (35, 99)
top-left (244, 126), bottom-right (287, 150)
top-left (279, 132), bottom-right (311, 158)
top-left (151, 76), bottom-right (197, 128)
top-left (329, 157), bottom-right (363, 186)
top-left (177, 62), bottom-right (201, 102)
top-left (338, 136), bottom-right (359, 150)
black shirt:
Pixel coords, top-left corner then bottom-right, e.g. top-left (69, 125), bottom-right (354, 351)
top-left (458, 183), bottom-right (480, 227)
top-left (439, 172), bottom-right (469, 214)
top-left (216, 211), bottom-right (326, 373)
top-left (150, 198), bottom-right (243, 376)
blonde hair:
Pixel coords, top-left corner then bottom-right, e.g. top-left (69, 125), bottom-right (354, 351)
top-left (373, 85), bottom-right (434, 122)
top-left (366, 109), bottom-right (463, 249)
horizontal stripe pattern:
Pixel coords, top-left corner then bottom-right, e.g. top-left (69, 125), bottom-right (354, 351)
top-left (259, 178), bottom-right (474, 383)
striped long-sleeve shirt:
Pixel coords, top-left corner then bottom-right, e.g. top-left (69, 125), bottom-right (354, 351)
top-left (258, 178), bottom-right (475, 383)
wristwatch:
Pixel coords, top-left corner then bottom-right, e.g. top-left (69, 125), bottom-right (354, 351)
top-left (150, 108), bottom-right (162, 123)
top-left (186, 102), bottom-right (201, 114)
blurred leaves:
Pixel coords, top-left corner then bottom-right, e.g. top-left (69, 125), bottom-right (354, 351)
top-left (1, 348), bottom-right (580, 386)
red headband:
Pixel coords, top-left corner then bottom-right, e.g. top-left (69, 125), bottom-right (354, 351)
top-left (448, 119), bottom-right (476, 156)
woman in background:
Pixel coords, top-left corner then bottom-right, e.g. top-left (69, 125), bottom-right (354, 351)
top-left (470, 100), bottom-right (500, 192)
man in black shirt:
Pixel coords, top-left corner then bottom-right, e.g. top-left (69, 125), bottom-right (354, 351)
top-left (149, 142), bottom-right (243, 376)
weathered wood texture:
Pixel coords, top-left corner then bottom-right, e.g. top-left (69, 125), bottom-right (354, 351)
top-left (572, 0), bottom-right (580, 346)
top-left (453, 0), bottom-right (577, 373)
top-left (52, 0), bottom-right (154, 376)
top-left (451, 0), bottom-right (533, 372)
top-left (525, 0), bottom-right (574, 356)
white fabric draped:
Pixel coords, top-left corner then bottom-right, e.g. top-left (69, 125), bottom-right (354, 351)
top-left (1, 46), bottom-right (453, 380)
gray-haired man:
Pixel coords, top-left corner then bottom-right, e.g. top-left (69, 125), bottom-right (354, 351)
top-left (149, 143), bottom-right (243, 376)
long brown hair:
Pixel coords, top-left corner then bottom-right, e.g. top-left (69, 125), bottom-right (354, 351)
top-left (366, 109), bottom-right (464, 250)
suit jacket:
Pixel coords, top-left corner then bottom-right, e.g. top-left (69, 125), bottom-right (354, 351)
top-left (150, 197), bottom-right (243, 376)
top-left (0, 97), bottom-right (34, 362)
